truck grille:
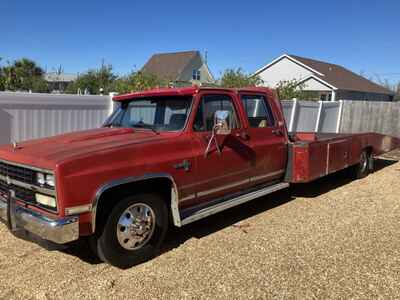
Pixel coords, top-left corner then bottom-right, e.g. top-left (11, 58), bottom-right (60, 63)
top-left (0, 161), bottom-right (36, 185)
top-left (0, 179), bottom-right (36, 204)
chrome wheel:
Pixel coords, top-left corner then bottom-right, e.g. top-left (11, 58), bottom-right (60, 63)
top-left (360, 151), bottom-right (368, 174)
top-left (116, 203), bottom-right (156, 250)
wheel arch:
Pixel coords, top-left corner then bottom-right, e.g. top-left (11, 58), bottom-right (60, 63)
top-left (91, 173), bottom-right (182, 234)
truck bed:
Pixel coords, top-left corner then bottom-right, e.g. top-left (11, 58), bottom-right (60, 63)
top-left (285, 132), bottom-right (400, 183)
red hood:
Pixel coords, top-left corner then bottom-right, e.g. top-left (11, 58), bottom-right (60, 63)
top-left (0, 128), bottom-right (166, 170)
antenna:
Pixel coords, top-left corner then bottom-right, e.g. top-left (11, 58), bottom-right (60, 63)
top-left (205, 50), bottom-right (208, 64)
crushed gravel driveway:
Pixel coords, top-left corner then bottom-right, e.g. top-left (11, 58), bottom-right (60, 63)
top-left (1, 151), bottom-right (400, 299)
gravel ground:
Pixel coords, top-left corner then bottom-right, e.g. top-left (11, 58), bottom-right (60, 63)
top-left (1, 152), bottom-right (400, 300)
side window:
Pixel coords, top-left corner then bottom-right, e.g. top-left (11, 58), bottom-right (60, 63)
top-left (241, 95), bottom-right (275, 128)
top-left (193, 94), bottom-right (240, 132)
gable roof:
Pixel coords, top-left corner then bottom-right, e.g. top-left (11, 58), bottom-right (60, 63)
top-left (255, 54), bottom-right (393, 95)
top-left (141, 51), bottom-right (199, 81)
top-left (289, 55), bottom-right (393, 95)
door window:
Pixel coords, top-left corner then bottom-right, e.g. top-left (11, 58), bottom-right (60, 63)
top-left (193, 94), bottom-right (240, 131)
top-left (241, 95), bottom-right (275, 128)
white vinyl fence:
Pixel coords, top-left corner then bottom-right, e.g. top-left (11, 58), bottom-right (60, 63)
top-left (0, 92), bottom-right (112, 145)
top-left (282, 100), bottom-right (343, 133)
top-left (282, 99), bottom-right (400, 138)
top-left (0, 92), bottom-right (399, 146)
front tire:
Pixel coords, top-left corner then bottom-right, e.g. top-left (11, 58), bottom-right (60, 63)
top-left (93, 193), bottom-right (168, 269)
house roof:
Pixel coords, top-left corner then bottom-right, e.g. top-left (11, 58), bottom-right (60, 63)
top-left (141, 51), bottom-right (199, 81)
top-left (255, 54), bottom-right (394, 95)
top-left (289, 55), bottom-right (393, 95)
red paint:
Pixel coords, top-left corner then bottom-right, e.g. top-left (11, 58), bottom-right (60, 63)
top-left (289, 132), bottom-right (400, 183)
top-left (0, 87), bottom-right (399, 237)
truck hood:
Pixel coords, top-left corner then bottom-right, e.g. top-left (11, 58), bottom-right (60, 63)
top-left (0, 128), bottom-right (166, 170)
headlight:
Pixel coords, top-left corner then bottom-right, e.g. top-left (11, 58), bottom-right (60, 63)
top-left (36, 173), bottom-right (55, 188)
top-left (37, 173), bottom-right (46, 186)
top-left (45, 174), bottom-right (55, 187)
top-left (35, 193), bottom-right (57, 208)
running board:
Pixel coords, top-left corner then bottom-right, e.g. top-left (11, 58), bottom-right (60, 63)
top-left (180, 182), bottom-right (290, 226)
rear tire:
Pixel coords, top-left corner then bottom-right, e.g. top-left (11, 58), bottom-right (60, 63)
top-left (350, 150), bottom-right (371, 179)
top-left (92, 193), bottom-right (168, 269)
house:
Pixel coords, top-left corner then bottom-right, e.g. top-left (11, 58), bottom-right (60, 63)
top-left (44, 72), bottom-right (77, 93)
top-left (141, 51), bottom-right (214, 86)
top-left (253, 54), bottom-right (394, 101)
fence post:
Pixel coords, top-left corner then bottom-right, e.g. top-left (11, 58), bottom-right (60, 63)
top-left (109, 92), bottom-right (118, 116)
top-left (336, 100), bottom-right (344, 133)
top-left (288, 99), bottom-right (298, 132)
top-left (315, 101), bottom-right (323, 132)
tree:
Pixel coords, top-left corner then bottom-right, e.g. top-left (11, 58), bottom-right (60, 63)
top-left (66, 61), bottom-right (117, 95)
top-left (220, 68), bottom-right (263, 88)
top-left (276, 79), bottom-right (318, 100)
top-left (394, 82), bottom-right (400, 101)
top-left (0, 74), bottom-right (4, 91)
top-left (114, 71), bottom-right (166, 94)
top-left (374, 76), bottom-right (400, 102)
top-left (1, 58), bottom-right (48, 92)
top-left (0, 58), bottom-right (4, 91)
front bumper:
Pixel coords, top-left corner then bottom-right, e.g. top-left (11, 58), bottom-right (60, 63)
top-left (0, 193), bottom-right (79, 244)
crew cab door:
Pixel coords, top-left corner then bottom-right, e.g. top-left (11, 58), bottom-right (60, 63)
top-left (239, 92), bottom-right (287, 185)
top-left (187, 91), bottom-right (253, 206)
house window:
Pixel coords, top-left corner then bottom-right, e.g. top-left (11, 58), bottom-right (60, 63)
top-left (192, 70), bottom-right (201, 81)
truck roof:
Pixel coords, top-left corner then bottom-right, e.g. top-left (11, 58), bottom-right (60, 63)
top-left (112, 86), bottom-right (274, 102)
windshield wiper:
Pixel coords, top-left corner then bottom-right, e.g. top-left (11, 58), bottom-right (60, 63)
top-left (132, 123), bottom-right (159, 135)
top-left (147, 126), bottom-right (159, 135)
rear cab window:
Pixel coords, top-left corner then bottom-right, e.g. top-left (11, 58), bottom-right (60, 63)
top-left (241, 95), bottom-right (275, 128)
top-left (193, 94), bottom-right (240, 132)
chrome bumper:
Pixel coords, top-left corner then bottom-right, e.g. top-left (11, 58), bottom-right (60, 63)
top-left (0, 195), bottom-right (79, 244)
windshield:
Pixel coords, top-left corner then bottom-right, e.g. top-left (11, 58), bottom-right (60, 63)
top-left (104, 96), bottom-right (193, 132)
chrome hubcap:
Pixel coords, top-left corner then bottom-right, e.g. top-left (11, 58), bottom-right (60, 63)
top-left (360, 152), bottom-right (368, 173)
top-left (116, 203), bottom-right (156, 250)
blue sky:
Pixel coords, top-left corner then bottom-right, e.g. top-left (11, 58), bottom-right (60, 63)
top-left (1, 0), bottom-right (399, 83)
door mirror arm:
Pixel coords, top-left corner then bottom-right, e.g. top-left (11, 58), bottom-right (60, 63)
top-left (204, 124), bottom-right (222, 158)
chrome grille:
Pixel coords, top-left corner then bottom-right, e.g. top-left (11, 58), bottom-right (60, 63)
top-left (0, 180), bottom-right (35, 204)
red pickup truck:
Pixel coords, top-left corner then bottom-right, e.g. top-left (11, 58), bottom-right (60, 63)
top-left (0, 86), bottom-right (399, 268)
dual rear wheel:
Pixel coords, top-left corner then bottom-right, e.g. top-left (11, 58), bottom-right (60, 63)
top-left (350, 149), bottom-right (373, 179)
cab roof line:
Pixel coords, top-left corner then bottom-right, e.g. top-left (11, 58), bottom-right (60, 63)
top-left (112, 86), bottom-right (275, 102)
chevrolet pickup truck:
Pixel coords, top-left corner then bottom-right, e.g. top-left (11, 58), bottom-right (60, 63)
top-left (0, 86), bottom-right (399, 268)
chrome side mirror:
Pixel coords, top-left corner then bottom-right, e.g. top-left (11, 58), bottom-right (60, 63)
top-left (204, 110), bottom-right (232, 157)
top-left (214, 110), bottom-right (232, 135)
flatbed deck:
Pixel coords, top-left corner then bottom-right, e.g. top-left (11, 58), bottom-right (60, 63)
top-left (286, 132), bottom-right (400, 183)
